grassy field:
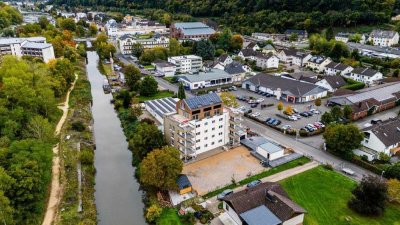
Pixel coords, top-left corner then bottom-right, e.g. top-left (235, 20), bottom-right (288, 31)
top-left (280, 167), bottom-right (400, 225)
top-left (138, 90), bottom-right (174, 102)
top-left (203, 157), bottom-right (311, 199)
top-left (144, 65), bottom-right (155, 69)
top-left (157, 208), bottom-right (190, 225)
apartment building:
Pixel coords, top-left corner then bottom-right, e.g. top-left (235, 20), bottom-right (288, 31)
top-left (368, 29), bottom-right (399, 47)
top-left (170, 22), bottom-right (215, 40)
top-left (0, 37), bottom-right (55, 63)
top-left (164, 93), bottom-right (245, 158)
top-left (118, 34), bottom-right (169, 54)
top-left (168, 55), bottom-right (203, 73)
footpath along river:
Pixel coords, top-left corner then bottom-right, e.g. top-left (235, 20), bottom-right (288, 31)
top-left (86, 51), bottom-right (146, 225)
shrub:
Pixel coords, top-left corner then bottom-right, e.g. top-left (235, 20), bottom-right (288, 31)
top-left (72, 121), bottom-right (85, 131)
top-left (323, 163), bottom-right (334, 170)
top-left (361, 155), bottom-right (369, 162)
top-left (145, 204), bottom-right (162, 222)
top-left (180, 212), bottom-right (195, 224)
top-left (378, 152), bottom-right (390, 163)
top-left (80, 149), bottom-right (94, 165)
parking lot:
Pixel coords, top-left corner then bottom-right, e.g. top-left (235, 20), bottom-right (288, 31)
top-left (182, 146), bottom-right (265, 195)
top-left (234, 88), bottom-right (330, 131)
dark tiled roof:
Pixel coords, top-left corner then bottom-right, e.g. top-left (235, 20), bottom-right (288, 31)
top-left (240, 49), bottom-right (255, 57)
top-left (300, 77), bottom-right (318, 84)
top-left (224, 62), bottom-right (246, 74)
top-left (324, 76), bottom-right (347, 89)
top-left (325, 62), bottom-right (351, 71)
top-left (153, 60), bottom-right (175, 67)
top-left (246, 42), bottom-right (257, 49)
top-left (351, 67), bottom-right (379, 77)
top-left (218, 54), bottom-right (229, 62)
top-left (176, 174), bottom-right (191, 190)
top-left (351, 98), bottom-right (381, 113)
top-left (281, 48), bottom-right (310, 59)
top-left (224, 182), bottom-right (306, 222)
top-left (362, 118), bottom-right (400, 147)
top-left (184, 93), bottom-right (222, 110)
top-left (332, 88), bottom-right (355, 96)
top-left (283, 71), bottom-right (318, 80)
top-left (245, 74), bottom-right (326, 97)
top-left (370, 29), bottom-right (398, 39)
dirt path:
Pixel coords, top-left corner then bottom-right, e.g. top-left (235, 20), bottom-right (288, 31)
top-left (42, 74), bottom-right (78, 225)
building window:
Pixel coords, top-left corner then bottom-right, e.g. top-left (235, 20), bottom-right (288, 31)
top-left (193, 114), bottom-right (199, 120)
top-left (204, 144), bottom-right (208, 148)
top-left (219, 139), bottom-right (223, 143)
top-left (212, 128), bottom-right (215, 131)
top-left (212, 120), bottom-right (215, 123)
top-left (196, 147), bottom-right (200, 150)
top-left (205, 122), bottom-right (208, 125)
top-left (219, 125), bottom-right (223, 129)
top-left (219, 118), bottom-right (223, 121)
top-left (212, 135), bottom-right (215, 138)
top-left (196, 132), bottom-right (200, 135)
top-left (204, 137), bottom-right (208, 140)
top-left (205, 130), bottom-right (208, 133)
top-left (211, 142), bottom-right (215, 145)
top-left (196, 124), bottom-right (200, 128)
top-left (205, 111), bottom-right (211, 117)
top-left (196, 139), bottom-right (200, 143)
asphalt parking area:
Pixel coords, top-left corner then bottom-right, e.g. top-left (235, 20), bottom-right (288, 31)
top-left (182, 146), bottom-right (265, 195)
top-left (235, 88), bottom-right (330, 130)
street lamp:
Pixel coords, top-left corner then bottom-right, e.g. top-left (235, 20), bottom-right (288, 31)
top-left (380, 170), bottom-right (385, 182)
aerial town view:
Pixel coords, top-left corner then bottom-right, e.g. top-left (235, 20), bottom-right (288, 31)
top-left (1, 0), bottom-right (400, 225)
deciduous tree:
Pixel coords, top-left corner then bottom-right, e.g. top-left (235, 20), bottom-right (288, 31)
top-left (220, 92), bottom-right (238, 107)
top-left (139, 76), bottom-right (158, 97)
top-left (323, 124), bottom-right (363, 159)
top-left (387, 179), bottom-right (400, 204)
top-left (129, 122), bottom-right (165, 161)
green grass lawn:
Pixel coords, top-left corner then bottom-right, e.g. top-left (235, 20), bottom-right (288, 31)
top-left (203, 157), bottom-right (311, 199)
top-left (103, 63), bottom-right (112, 75)
top-left (157, 208), bottom-right (182, 225)
top-left (144, 65), bottom-right (155, 69)
top-left (280, 167), bottom-right (400, 225)
top-left (138, 90), bottom-right (174, 102)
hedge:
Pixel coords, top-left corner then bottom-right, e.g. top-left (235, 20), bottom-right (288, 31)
top-left (351, 157), bottom-right (383, 175)
top-left (341, 82), bottom-right (365, 90)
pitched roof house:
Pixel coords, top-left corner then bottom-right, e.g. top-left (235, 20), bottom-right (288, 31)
top-left (343, 67), bottom-right (383, 85)
top-left (324, 62), bottom-right (353, 76)
top-left (315, 76), bottom-right (347, 92)
top-left (305, 55), bottom-right (332, 73)
top-left (277, 48), bottom-right (312, 66)
top-left (368, 29), bottom-right (399, 47)
top-left (222, 182), bottom-right (306, 225)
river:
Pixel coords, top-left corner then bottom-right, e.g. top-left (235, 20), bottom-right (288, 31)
top-left (86, 51), bottom-right (147, 225)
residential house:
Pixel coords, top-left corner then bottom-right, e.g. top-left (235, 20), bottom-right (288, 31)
top-left (0, 37), bottom-right (55, 63)
top-left (243, 42), bottom-right (260, 51)
top-left (164, 93), bottom-right (245, 157)
top-left (281, 71), bottom-right (319, 84)
top-left (315, 76), bottom-right (347, 92)
top-left (238, 49), bottom-right (256, 60)
top-left (254, 53), bottom-right (279, 69)
top-left (242, 74), bottom-right (328, 103)
top-left (210, 54), bottom-right (234, 70)
top-left (343, 67), bottom-right (383, 85)
top-left (168, 55), bottom-right (203, 74)
top-left (152, 60), bottom-right (177, 77)
top-left (178, 69), bottom-right (235, 90)
top-left (222, 182), bottom-right (306, 225)
top-left (285, 29), bottom-right (308, 40)
top-left (335, 32), bottom-right (367, 44)
top-left (305, 56), bottom-right (332, 73)
top-left (118, 34), bottom-right (169, 54)
top-left (224, 61), bottom-right (248, 82)
top-left (368, 29), bottom-right (399, 47)
top-left (277, 48), bottom-right (312, 67)
top-left (170, 22), bottom-right (216, 40)
top-left (262, 44), bottom-right (276, 54)
top-left (324, 62), bottom-right (353, 76)
top-left (328, 82), bottom-right (400, 121)
top-left (358, 118), bottom-right (400, 160)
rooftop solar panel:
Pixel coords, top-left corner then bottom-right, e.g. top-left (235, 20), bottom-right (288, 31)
top-left (184, 93), bottom-right (222, 110)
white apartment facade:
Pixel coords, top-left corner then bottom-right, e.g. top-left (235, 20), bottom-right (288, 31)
top-left (168, 55), bottom-right (203, 73)
top-left (118, 34), bottom-right (169, 54)
top-left (0, 37), bottom-right (55, 63)
top-left (324, 62), bottom-right (353, 76)
top-left (368, 30), bottom-right (399, 47)
top-left (255, 54), bottom-right (279, 69)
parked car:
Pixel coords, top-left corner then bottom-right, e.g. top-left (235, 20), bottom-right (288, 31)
top-left (246, 180), bottom-right (262, 188)
top-left (265, 93), bottom-right (273, 97)
top-left (293, 108), bottom-right (299, 114)
top-left (371, 119), bottom-right (382, 124)
top-left (267, 118), bottom-right (277, 125)
top-left (265, 118), bottom-right (273, 123)
top-left (315, 122), bottom-right (325, 128)
top-left (248, 100), bottom-right (257, 104)
top-left (256, 98), bottom-right (265, 103)
top-left (310, 109), bottom-right (321, 114)
top-left (251, 112), bottom-right (261, 117)
top-left (282, 125), bottom-right (292, 130)
top-left (238, 106), bottom-right (246, 112)
top-left (271, 119), bottom-right (281, 126)
top-left (300, 112), bottom-right (310, 117)
top-left (250, 104), bottom-right (258, 108)
top-left (288, 115), bottom-right (298, 121)
top-left (217, 189), bottom-right (234, 200)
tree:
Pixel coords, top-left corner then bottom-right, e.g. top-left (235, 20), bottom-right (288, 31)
top-left (284, 106), bottom-right (293, 115)
top-left (325, 27), bottom-right (334, 41)
top-left (177, 82), bottom-right (186, 100)
top-left (348, 175), bottom-right (388, 216)
top-left (24, 115), bottom-right (54, 143)
top-left (321, 112), bottom-right (334, 125)
top-left (350, 49), bottom-right (360, 60)
top-left (88, 23), bottom-right (98, 36)
top-left (195, 39), bottom-right (215, 60)
top-left (218, 28), bottom-right (233, 51)
top-left (277, 101), bottom-right (284, 113)
top-left (220, 92), bottom-right (239, 107)
top-left (123, 64), bottom-right (141, 91)
top-left (323, 124), bottom-right (364, 159)
top-left (146, 204), bottom-right (162, 222)
top-left (38, 16), bottom-right (49, 29)
top-left (329, 42), bottom-right (350, 60)
top-left (60, 18), bottom-right (76, 31)
top-left (129, 122), bottom-right (165, 161)
top-left (139, 76), bottom-right (158, 97)
top-left (387, 179), bottom-right (400, 204)
top-left (168, 38), bottom-right (181, 56)
top-left (139, 146), bottom-right (183, 190)
top-left (343, 105), bottom-right (353, 120)
top-left (289, 33), bottom-right (298, 42)
top-left (162, 13), bottom-right (172, 27)
top-left (314, 98), bottom-right (321, 108)
top-left (349, 33), bottom-right (362, 43)
top-left (386, 162), bottom-right (400, 180)
top-left (330, 106), bottom-right (343, 122)
top-left (393, 69), bottom-right (399, 78)
top-left (230, 34), bottom-right (243, 52)
top-left (132, 43), bottom-right (144, 58)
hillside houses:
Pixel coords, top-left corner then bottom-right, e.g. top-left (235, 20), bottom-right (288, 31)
top-left (305, 56), bottom-right (332, 73)
top-left (324, 62), bottom-right (353, 76)
top-left (277, 48), bottom-right (312, 67)
top-left (343, 67), bottom-right (383, 85)
top-left (238, 49), bottom-right (279, 69)
top-left (368, 29), bottom-right (399, 47)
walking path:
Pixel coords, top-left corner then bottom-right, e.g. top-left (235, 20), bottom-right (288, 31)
top-left (42, 74), bottom-right (78, 225)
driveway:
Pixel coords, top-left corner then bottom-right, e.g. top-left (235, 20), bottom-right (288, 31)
top-left (183, 146), bottom-right (265, 195)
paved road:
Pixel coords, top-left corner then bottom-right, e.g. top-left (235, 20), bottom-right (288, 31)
top-left (243, 117), bottom-right (375, 181)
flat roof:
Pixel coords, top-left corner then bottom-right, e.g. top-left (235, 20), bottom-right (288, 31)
top-left (240, 205), bottom-right (282, 225)
top-left (179, 69), bottom-right (232, 83)
top-left (258, 142), bottom-right (283, 154)
top-left (22, 42), bottom-right (52, 49)
top-left (144, 97), bottom-right (178, 118)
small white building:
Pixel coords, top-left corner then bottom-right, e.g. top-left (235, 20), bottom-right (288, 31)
top-left (368, 29), bottom-right (399, 47)
top-left (238, 49), bottom-right (256, 60)
top-left (315, 76), bottom-right (347, 92)
top-left (168, 55), bottom-right (203, 74)
top-left (256, 142), bottom-right (285, 161)
top-left (324, 62), bottom-right (353, 76)
top-left (343, 67), bottom-right (383, 85)
top-left (305, 56), bottom-right (332, 73)
top-left (152, 60), bottom-right (177, 77)
top-left (254, 53), bottom-right (279, 69)
top-left (179, 69), bottom-right (234, 90)
top-left (243, 42), bottom-right (260, 51)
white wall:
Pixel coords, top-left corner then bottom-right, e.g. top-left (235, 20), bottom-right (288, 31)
top-left (42, 46), bottom-right (55, 63)
top-left (223, 202), bottom-right (242, 225)
top-left (283, 214), bottom-right (305, 225)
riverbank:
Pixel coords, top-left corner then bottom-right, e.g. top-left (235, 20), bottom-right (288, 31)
top-left (53, 58), bottom-right (97, 224)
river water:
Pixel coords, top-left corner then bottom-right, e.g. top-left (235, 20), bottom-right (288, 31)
top-left (86, 51), bottom-right (146, 225)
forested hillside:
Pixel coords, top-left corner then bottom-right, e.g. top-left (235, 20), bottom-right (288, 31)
top-left (52, 0), bottom-right (399, 33)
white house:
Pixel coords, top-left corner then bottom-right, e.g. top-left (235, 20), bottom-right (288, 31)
top-left (254, 53), bottom-right (279, 69)
top-left (0, 37), bottom-right (55, 63)
top-left (277, 48), bottom-right (312, 67)
top-left (315, 76), bottom-right (347, 92)
top-left (357, 118), bottom-right (400, 160)
top-left (343, 67), bottom-right (383, 85)
top-left (324, 62), bottom-right (353, 76)
top-left (168, 55), bottom-right (203, 74)
top-left (222, 182), bottom-right (306, 225)
top-left (368, 30), bottom-right (399, 47)
top-left (238, 49), bottom-right (256, 60)
top-left (243, 42), bottom-right (260, 51)
top-left (256, 142), bottom-right (284, 161)
top-left (335, 32), bottom-right (367, 44)
top-left (179, 69), bottom-right (234, 90)
top-left (305, 56), bottom-right (332, 73)
top-left (152, 60), bottom-right (177, 77)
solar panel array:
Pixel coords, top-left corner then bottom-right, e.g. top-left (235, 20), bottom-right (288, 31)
top-left (145, 97), bottom-right (178, 118)
top-left (184, 93), bottom-right (222, 110)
